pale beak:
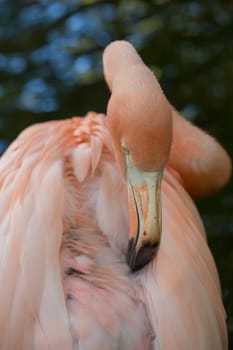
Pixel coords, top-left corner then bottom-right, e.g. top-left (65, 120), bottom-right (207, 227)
top-left (122, 144), bottom-right (163, 271)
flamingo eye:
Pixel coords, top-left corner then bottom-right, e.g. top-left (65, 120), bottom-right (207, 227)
top-left (121, 143), bottom-right (129, 155)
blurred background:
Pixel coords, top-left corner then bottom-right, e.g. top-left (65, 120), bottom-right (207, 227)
top-left (0, 0), bottom-right (232, 346)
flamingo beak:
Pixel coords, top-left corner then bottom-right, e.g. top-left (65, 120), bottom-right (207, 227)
top-left (122, 144), bottom-right (163, 272)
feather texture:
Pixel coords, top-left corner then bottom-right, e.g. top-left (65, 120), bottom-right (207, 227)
top-left (0, 112), bottom-right (227, 349)
top-left (139, 169), bottom-right (227, 350)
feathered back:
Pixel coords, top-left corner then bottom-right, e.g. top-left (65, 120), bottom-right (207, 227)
top-left (0, 113), bottom-right (112, 350)
top-left (0, 111), bottom-right (228, 350)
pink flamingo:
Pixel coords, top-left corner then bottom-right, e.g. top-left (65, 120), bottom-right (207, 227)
top-left (0, 41), bottom-right (231, 349)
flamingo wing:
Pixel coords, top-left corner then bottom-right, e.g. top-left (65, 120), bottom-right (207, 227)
top-left (0, 118), bottom-right (79, 349)
top-left (0, 113), bottom-right (152, 350)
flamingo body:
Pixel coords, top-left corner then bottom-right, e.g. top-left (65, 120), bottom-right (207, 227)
top-left (0, 111), bottom-right (228, 349)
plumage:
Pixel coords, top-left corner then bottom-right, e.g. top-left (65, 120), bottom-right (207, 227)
top-left (0, 41), bottom-right (230, 350)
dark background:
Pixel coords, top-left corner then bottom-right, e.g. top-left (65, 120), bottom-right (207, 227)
top-left (0, 0), bottom-right (232, 346)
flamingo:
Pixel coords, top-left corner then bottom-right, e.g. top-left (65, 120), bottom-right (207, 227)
top-left (0, 40), bottom-right (231, 350)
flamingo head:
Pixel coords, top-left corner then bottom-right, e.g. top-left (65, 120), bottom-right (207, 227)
top-left (103, 41), bottom-right (172, 271)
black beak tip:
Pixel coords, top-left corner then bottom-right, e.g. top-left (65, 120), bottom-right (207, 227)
top-left (127, 239), bottom-right (159, 272)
